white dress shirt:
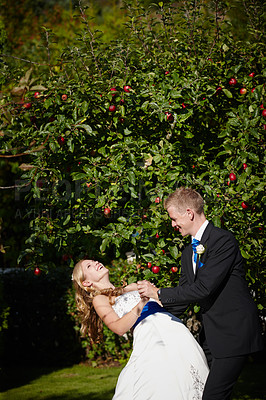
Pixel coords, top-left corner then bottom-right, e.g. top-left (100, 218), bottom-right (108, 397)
top-left (191, 220), bottom-right (209, 273)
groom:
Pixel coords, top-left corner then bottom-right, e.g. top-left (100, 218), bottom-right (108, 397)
top-left (138, 187), bottom-right (263, 400)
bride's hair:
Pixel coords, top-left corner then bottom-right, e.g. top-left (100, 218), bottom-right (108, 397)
top-left (72, 259), bottom-right (124, 343)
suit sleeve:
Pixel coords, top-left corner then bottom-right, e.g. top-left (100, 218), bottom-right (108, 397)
top-left (160, 231), bottom-right (241, 306)
top-left (161, 261), bottom-right (190, 316)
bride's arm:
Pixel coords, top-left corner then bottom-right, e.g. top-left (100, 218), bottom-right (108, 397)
top-left (123, 283), bottom-right (138, 292)
top-left (93, 294), bottom-right (148, 336)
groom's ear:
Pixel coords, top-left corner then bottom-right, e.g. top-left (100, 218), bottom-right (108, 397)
top-left (186, 208), bottom-right (194, 220)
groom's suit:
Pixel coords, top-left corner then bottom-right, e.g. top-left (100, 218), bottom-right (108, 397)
top-left (159, 222), bottom-right (263, 398)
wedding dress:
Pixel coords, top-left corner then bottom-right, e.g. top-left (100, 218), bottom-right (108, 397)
top-left (112, 291), bottom-right (209, 400)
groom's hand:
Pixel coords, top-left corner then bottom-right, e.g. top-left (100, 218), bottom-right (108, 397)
top-left (137, 280), bottom-right (159, 301)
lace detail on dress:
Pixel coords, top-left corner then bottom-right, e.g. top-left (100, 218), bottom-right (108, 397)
top-left (112, 291), bottom-right (141, 318)
top-left (191, 365), bottom-right (205, 400)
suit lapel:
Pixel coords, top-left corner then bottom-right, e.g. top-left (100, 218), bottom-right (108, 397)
top-left (200, 222), bottom-right (213, 253)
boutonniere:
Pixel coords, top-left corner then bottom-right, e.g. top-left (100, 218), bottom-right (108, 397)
top-left (196, 244), bottom-right (205, 256)
top-left (196, 244), bottom-right (206, 269)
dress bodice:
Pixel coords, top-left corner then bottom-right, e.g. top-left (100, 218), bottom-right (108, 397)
top-left (112, 291), bottom-right (141, 318)
top-left (112, 291), bottom-right (166, 329)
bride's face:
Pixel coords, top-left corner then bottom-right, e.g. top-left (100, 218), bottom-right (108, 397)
top-left (81, 259), bottom-right (109, 288)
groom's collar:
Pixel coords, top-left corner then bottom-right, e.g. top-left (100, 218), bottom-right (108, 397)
top-left (192, 220), bottom-right (209, 242)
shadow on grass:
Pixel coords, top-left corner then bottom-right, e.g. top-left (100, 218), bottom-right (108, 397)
top-left (0, 364), bottom-right (61, 392)
top-left (1, 352), bottom-right (265, 400)
top-left (12, 389), bottom-right (117, 400)
top-left (232, 354), bottom-right (266, 400)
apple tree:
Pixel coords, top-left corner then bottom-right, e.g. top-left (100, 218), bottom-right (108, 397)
top-left (0, 0), bottom-right (265, 358)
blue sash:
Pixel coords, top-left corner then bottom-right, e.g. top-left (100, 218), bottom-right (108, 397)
top-left (133, 301), bottom-right (168, 329)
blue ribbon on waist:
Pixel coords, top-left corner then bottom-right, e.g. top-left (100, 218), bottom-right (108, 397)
top-left (133, 301), bottom-right (167, 329)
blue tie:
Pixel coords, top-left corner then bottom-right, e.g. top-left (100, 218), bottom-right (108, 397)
top-left (191, 238), bottom-right (200, 265)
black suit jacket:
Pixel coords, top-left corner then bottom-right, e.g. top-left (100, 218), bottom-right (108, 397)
top-left (160, 222), bottom-right (264, 358)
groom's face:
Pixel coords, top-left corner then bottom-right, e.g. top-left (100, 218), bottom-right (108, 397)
top-left (167, 206), bottom-right (193, 237)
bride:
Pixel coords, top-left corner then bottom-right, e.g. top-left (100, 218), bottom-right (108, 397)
top-left (72, 259), bottom-right (209, 400)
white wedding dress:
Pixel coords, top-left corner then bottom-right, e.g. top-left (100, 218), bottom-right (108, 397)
top-left (112, 291), bottom-right (209, 400)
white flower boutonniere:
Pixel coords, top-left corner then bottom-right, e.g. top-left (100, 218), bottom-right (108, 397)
top-left (196, 244), bottom-right (205, 256)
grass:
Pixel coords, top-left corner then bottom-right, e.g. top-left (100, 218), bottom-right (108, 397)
top-left (0, 357), bottom-right (265, 400)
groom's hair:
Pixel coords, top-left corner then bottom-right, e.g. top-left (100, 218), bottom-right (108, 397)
top-left (164, 187), bottom-right (204, 215)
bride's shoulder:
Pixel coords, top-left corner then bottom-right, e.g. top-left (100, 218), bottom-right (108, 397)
top-left (93, 294), bottom-right (111, 307)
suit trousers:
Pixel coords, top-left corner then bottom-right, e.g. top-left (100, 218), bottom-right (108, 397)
top-left (202, 355), bottom-right (247, 400)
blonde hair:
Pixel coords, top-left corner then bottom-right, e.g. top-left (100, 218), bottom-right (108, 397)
top-left (72, 260), bottom-right (124, 343)
top-left (164, 187), bottom-right (204, 215)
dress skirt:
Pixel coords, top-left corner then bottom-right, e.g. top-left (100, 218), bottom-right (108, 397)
top-left (112, 311), bottom-right (209, 400)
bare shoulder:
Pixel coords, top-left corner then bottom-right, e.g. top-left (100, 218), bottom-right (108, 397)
top-left (92, 294), bottom-right (117, 322)
top-left (93, 294), bottom-right (110, 308)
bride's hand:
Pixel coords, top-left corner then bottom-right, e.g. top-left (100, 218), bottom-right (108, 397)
top-left (137, 280), bottom-right (158, 300)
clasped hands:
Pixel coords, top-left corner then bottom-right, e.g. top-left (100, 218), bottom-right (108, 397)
top-left (137, 280), bottom-right (159, 301)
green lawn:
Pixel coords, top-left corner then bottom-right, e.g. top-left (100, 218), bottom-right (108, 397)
top-left (0, 358), bottom-right (265, 400)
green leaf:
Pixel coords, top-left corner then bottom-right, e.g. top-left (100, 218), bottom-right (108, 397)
top-left (223, 89), bottom-right (233, 98)
top-left (194, 305), bottom-right (201, 313)
top-left (63, 214), bottom-right (71, 225)
top-left (128, 171), bottom-right (136, 185)
top-left (241, 249), bottom-right (251, 259)
top-left (76, 124), bottom-right (94, 135)
top-left (169, 245), bottom-right (179, 259)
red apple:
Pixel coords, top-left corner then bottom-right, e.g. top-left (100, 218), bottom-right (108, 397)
top-left (23, 102), bottom-right (32, 109)
top-left (104, 207), bottom-right (111, 217)
top-left (119, 117), bottom-right (125, 123)
top-left (165, 71), bottom-right (170, 75)
top-left (240, 88), bottom-right (247, 95)
top-left (229, 172), bottom-right (237, 182)
top-left (109, 105), bottom-right (116, 112)
top-left (147, 262), bottom-right (152, 268)
top-left (57, 136), bottom-right (65, 145)
top-left (165, 112), bottom-right (174, 122)
top-left (34, 267), bottom-right (41, 276)
top-left (260, 104), bottom-right (264, 109)
top-left (241, 202), bottom-right (248, 209)
top-left (155, 233), bottom-right (159, 239)
top-left (181, 103), bottom-right (186, 108)
top-left (262, 109), bottom-right (266, 118)
top-left (61, 94), bottom-right (67, 101)
top-left (110, 87), bottom-right (117, 96)
top-left (243, 163), bottom-right (247, 170)
top-left (123, 85), bottom-right (131, 92)
top-left (251, 88), bottom-right (256, 93)
top-left (216, 86), bottom-right (222, 94)
top-left (263, 124), bottom-right (266, 130)
top-left (155, 197), bottom-right (161, 204)
top-left (171, 266), bottom-right (178, 273)
top-left (152, 266), bottom-right (160, 273)
top-left (229, 78), bottom-right (237, 86)
top-left (34, 92), bottom-right (40, 98)
top-left (120, 98), bottom-right (125, 105)
top-left (62, 254), bottom-right (69, 262)
top-left (249, 72), bottom-right (255, 77)
top-left (162, 249), bottom-right (165, 255)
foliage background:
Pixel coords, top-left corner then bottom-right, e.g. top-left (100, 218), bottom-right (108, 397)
top-left (0, 0), bottom-right (265, 363)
